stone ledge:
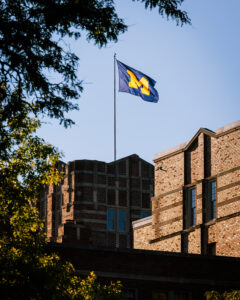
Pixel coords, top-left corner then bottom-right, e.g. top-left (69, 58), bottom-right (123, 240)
top-left (214, 120), bottom-right (240, 134)
top-left (132, 216), bottom-right (152, 229)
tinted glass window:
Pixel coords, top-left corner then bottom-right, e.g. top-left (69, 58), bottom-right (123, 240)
top-left (210, 180), bottom-right (216, 219)
top-left (107, 208), bottom-right (115, 231)
top-left (190, 188), bottom-right (196, 226)
top-left (141, 211), bottom-right (150, 218)
top-left (118, 210), bottom-right (126, 232)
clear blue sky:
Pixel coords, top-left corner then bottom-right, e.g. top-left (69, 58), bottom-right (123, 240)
top-left (38, 0), bottom-right (240, 165)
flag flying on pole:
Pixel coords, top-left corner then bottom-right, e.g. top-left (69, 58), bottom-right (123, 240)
top-left (116, 60), bottom-right (159, 103)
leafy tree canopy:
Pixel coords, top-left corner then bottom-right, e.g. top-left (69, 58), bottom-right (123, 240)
top-left (0, 94), bottom-right (122, 299)
top-left (205, 290), bottom-right (240, 300)
top-left (0, 2), bottom-right (190, 297)
top-left (0, 0), bottom-right (190, 127)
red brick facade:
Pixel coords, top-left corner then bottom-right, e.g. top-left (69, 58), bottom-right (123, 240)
top-left (39, 154), bottom-right (154, 248)
top-left (133, 121), bottom-right (240, 257)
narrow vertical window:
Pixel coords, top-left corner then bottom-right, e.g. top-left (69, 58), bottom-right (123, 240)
top-left (58, 212), bottom-right (62, 225)
top-left (93, 190), bottom-right (97, 203)
top-left (118, 210), bottom-right (126, 232)
top-left (210, 180), bottom-right (216, 219)
top-left (190, 188), bottom-right (196, 226)
top-left (191, 188), bottom-right (196, 226)
top-left (107, 208), bottom-right (115, 231)
top-left (207, 242), bottom-right (216, 255)
top-left (185, 186), bottom-right (196, 228)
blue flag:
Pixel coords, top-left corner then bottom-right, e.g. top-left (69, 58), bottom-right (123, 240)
top-left (116, 60), bottom-right (159, 103)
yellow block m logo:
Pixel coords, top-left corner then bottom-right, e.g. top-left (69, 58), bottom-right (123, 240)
top-left (127, 70), bottom-right (150, 96)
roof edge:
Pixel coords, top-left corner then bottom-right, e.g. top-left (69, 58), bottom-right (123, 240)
top-left (154, 120), bottom-right (240, 162)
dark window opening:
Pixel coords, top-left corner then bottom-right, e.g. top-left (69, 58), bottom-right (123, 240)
top-left (58, 212), bottom-right (62, 225)
top-left (207, 242), bottom-right (216, 256)
top-left (184, 187), bottom-right (196, 228)
top-left (209, 180), bottom-right (216, 220)
top-left (118, 209), bottom-right (127, 232)
top-left (141, 211), bottom-right (150, 218)
top-left (107, 189), bottom-right (115, 205)
top-left (181, 232), bottom-right (188, 254)
top-left (204, 179), bottom-right (216, 222)
top-left (142, 193), bottom-right (151, 208)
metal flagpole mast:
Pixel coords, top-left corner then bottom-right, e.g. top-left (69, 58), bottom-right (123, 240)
top-left (114, 53), bottom-right (117, 161)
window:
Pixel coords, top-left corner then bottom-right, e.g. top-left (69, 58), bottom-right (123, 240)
top-left (107, 208), bottom-right (115, 231)
top-left (190, 188), bottom-right (196, 226)
top-left (207, 242), bottom-right (216, 256)
top-left (93, 190), bottom-right (97, 203)
top-left (204, 179), bottom-right (217, 222)
top-left (118, 209), bottom-right (126, 232)
top-left (209, 180), bottom-right (216, 219)
top-left (107, 209), bottom-right (127, 232)
top-left (184, 187), bottom-right (196, 228)
top-left (58, 212), bottom-right (62, 225)
top-left (141, 211), bottom-right (150, 218)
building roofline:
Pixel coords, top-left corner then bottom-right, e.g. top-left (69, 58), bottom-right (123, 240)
top-left (61, 154), bottom-right (153, 166)
top-left (45, 242), bottom-right (240, 262)
top-left (108, 153), bottom-right (153, 166)
top-left (154, 120), bottom-right (240, 162)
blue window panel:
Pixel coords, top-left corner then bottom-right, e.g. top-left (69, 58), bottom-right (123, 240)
top-left (189, 187), bottom-right (196, 226)
top-left (192, 188), bottom-right (196, 199)
top-left (191, 189), bottom-right (196, 207)
top-left (210, 180), bottom-right (216, 219)
top-left (141, 212), bottom-right (150, 219)
top-left (191, 207), bottom-right (196, 226)
top-left (211, 201), bottom-right (216, 219)
top-left (211, 181), bottom-right (216, 198)
top-left (107, 208), bottom-right (115, 231)
top-left (118, 210), bottom-right (126, 232)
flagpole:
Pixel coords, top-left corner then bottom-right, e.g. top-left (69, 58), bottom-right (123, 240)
top-left (114, 53), bottom-right (117, 161)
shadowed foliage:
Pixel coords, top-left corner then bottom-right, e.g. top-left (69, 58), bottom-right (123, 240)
top-left (0, 2), bottom-right (190, 298)
top-left (0, 0), bottom-right (190, 127)
top-left (205, 290), bottom-right (240, 300)
top-left (0, 93), bottom-right (122, 299)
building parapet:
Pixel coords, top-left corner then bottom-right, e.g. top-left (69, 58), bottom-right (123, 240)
top-left (154, 120), bottom-right (240, 162)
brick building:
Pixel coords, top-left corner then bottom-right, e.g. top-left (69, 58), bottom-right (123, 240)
top-left (133, 120), bottom-right (240, 257)
top-left (46, 243), bottom-right (240, 300)
top-left (39, 154), bottom-right (154, 248)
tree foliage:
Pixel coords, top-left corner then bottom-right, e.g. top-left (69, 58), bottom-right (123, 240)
top-left (133, 0), bottom-right (190, 25)
top-left (0, 91), bottom-right (122, 299)
top-left (205, 290), bottom-right (240, 300)
top-left (0, 1), bottom-right (190, 298)
top-left (0, 0), bottom-right (190, 127)
top-left (69, 272), bottom-right (122, 300)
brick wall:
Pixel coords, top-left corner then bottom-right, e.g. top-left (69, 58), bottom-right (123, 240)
top-left (133, 121), bottom-right (240, 257)
top-left (133, 217), bottom-right (153, 250)
top-left (41, 154), bottom-right (154, 249)
top-left (45, 243), bottom-right (240, 300)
